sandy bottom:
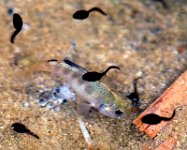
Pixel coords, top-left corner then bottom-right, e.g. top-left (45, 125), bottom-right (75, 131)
top-left (0, 0), bottom-right (187, 149)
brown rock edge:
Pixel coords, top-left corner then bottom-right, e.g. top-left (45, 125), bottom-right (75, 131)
top-left (154, 136), bottom-right (177, 150)
top-left (133, 70), bottom-right (187, 138)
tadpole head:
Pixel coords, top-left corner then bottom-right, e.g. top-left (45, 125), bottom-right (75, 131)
top-left (13, 13), bottom-right (23, 30)
top-left (82, 72), bottom-right (102, 81)
top-left (11, 122), bottom-right (28, 133)
top-left (73, 10), bottom-right (89, 20)
top-left (141, 114), bottom-right (161, 125)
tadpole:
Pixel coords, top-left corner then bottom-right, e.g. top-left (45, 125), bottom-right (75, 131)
top-left (11, 13), bottom-right (23, 44)
top-left (12, 122), bottom-right (39, 139)
top-left (82, 66), bottom-right (120, 82)
top-left (73, 7), bottom-right (107, 20)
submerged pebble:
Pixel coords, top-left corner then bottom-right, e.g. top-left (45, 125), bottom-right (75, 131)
top-left (7, 7), bottom-right (14, 16)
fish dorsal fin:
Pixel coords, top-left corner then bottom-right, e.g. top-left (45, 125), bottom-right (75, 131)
top-left (63, 59), bottom-right (88, 73)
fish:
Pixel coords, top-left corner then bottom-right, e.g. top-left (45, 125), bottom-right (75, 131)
top-left (82, 66), bottom-right (120, 82)
top-left (11, 13), bottom-right (23, 44)
top-left (141, 109), bottom-right (176, 125)
top-left (73, 7), bottom-right (107, 20)
top-left (11, 122), bottom-right (39, 139)
top-left (126, 77), bottom-right (142, 108)
top-left (30, 59), bottom-right (134, 118)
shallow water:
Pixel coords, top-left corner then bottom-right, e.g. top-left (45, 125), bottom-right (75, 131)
top-left (0, 0), bottom-right (187, 149)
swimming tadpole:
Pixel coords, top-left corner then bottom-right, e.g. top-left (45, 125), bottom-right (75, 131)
top-left (126, 77), bottom-right (142, 108)
top-left (141, 109), bottom-right (176, 125)
top-left (82, 66), bottom-right (120, 82)
top-left (73, 7), bottom-right (107, 20)
top-left (11, 122), bottom-right (40, 139)
top-left (11, 13), bottom-right (23, 44)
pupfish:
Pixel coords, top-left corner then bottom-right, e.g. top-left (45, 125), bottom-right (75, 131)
top-left (30, 59), bottom-right (134, 118)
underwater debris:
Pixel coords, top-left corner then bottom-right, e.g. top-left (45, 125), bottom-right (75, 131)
top-left (11, 13), bottom-right (23, 44)
top-left (133, 70), bottom-right (187, 138)
top-left (141, 109), bottom-right (176, 125)
top-left (36, 83), bottom-right (76, 111)
top-left (82, 66), bottom-right (120, 82)
top-left (176, 42), bottom-right (187, 54)
top-left (7, 7), bottom-right (14, 16)
top-left (73, 7), bottom-right (107, 20)
top-left (72, 108), bottom-right (93, 148)
top-left (11, 122), bottom-right (39, 139)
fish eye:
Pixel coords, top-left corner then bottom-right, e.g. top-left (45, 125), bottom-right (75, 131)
top-left (115, 110), bottom-right (123, 116)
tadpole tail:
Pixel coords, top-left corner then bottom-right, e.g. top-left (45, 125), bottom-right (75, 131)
top-left (102, 66), bottom-right (120, 76)
top-left (88, 7), bottom-right (107, 16)
top-left (10, 30), bottom-right (20, 44)
top-left (27, 130), bottom-right (40, 139)
top-left (162, 109), bottom-right (176, 121)
top-left (161, 0), bottom-right (169, 9)
top-left (133, 77), bottom-right (142, 93)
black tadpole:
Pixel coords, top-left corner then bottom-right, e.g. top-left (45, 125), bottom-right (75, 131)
top-left (141, 109), bottom-right (176, 125)
top-left (11, 13), bottom-right (23, 44)
top-left (88, 7), bottom-right (107, 16)
top-left (82, 66), bottom-right (120, 82)
top-left (13, 13), bottom-right (23, 30)
top-left (73, 7), bottom-right (107, 20)
top-left (126, 77), bottom-right (142, 107)
top-left (11, 122), bottom-right (40, 139)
